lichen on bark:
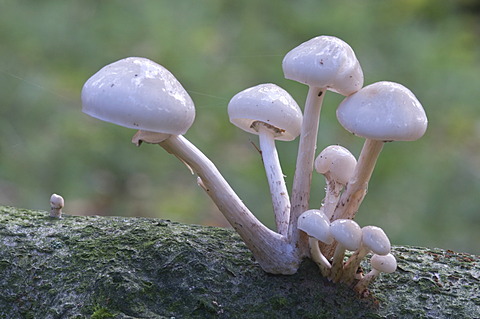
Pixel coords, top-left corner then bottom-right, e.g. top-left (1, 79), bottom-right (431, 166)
top-left (0, 206), bottom-right (478, 318)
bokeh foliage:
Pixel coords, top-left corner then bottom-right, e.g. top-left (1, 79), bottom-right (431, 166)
top-left (0, 0), bottom-right (479, 254)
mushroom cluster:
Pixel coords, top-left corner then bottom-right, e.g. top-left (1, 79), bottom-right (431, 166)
top-left (81, 35), bottom-right (427, 294)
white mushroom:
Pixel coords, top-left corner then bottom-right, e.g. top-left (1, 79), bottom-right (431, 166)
top-left (297, 209), bottom-right (334, 276)
top-left (81, 57), bottom-right (300, 274)
top-left (315, 145), bottom-right (357, 220)
top-left (329, 219), bottom-right (362, 282)
top-left (50, 193), bottom-right (64, 218)
top-left (333, 81), bottom-right (428, 222)
top-left (228, 84), bottom-right (303, 236)
top-left (342, 225), bottom-right (391, 283)
top-left (282, 36), bottom-right (363, 254)
top-left (354, 253), bottom-right (397, 293)
top-left (82, 57), bottom-right (195, 141)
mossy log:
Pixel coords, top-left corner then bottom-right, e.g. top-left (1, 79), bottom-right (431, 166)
top-left (0, 206), bottom-right (479, 318)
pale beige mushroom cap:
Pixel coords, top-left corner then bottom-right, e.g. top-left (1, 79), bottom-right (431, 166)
top-left (282, 35), bottom-right (364, 96)
top-left (298, 209), bottom-right (334, 244)
top-left (336, 81), bottom-right (428, 141)
top-left (228, 83), bottom-right (303, 141)
top-left (82, 57), bottom-right (195, 135)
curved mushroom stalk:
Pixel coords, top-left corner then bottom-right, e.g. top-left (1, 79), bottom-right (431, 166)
top-left (282, 36), bottom-right (364, 253)
top-left (228, 84), bottom-right (302, 236)
top-left (256, 123), bottom-right (291, 235)
top-left (158, 135), bottom-right (300, 274)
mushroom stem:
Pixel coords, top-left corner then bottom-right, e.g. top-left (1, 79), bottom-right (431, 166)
top-left (330, 244), bottom-right (348, 282)
top-left (157, 134), bottom-right (300, 274)
top-left (257, 124), bottom-right (291, 236)
top-left (332, 139), bottom-right (384, 221)
top-left (322, 179), bottom-right (342, 220)
top-left (308, 237), bottom-right (331, 277)
top-left (341, 246), bottom-right (370, 283)
top-left (289, 86), bottom-right (326, 253)
top-left (354, 268), bottom-right (380, 293)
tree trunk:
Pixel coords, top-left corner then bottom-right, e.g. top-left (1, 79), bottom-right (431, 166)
top-left (0, 206), bottom-right (478, 318)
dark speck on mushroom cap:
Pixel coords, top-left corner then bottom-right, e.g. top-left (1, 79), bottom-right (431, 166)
top-left (81, 57), bottom-right (195, 135)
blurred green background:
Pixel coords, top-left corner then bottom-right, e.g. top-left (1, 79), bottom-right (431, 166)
top-left (0, 0), bottom-right (479, 254)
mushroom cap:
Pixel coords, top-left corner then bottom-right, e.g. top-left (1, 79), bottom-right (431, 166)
top-left (330, 219), bottom-right (362, 251)
top-left (336, 81), bottom-right (428, 141)
top-left (370, 253), bottom-right (397, 273)
top-left (315, 145), bottom-right (357, 185)
top-left (50, 194), bottom-right (64, 209)
top-left (228, 83), bottom-right (303, 141)
top-left (81, 57), bottom-right (195, 135)
top-left (361, 226), bottom-right (391, 255)
top-left (282, 35), bottom-right (364, 96)
top-left (297, 209), bottom-right (334, 244)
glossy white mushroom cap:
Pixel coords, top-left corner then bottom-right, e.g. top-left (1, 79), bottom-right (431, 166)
top-left (228, 83), bottom-right (303, 141)
top-left (336, 81), bottom-right (428, 141)
top-left (82, 57), bottom-right (195, 135)
top-left (361, 226), bottom-right (391, 255)
top-left (330, 219), bottom-right (362, 251)
top-left (298, 209), bottom-right (334, 244)
top-left (370, 253), bottom-right (397, 273)
top-left (282, 36), bottom-right (364, 96)
top-left (315, 145), bottom-right (357, 185)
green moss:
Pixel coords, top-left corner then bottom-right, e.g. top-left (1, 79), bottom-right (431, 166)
top-left (0, 206), bottom-right (479, 318)
top-left (90, 305), bottom-right (115, 319)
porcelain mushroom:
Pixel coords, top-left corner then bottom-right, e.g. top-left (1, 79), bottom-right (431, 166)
top-left (282, 36), bottom-right (363, 254)
top-left (332, 81), bottom-right (428, 222)
top-left (297, 209), bottom-right (334, 276)
top-left (354, 253), bottom-right (397, 294)
top-left (329, 219), bottom-right (362, 282)
top-left (81, 57), bottom-right (300, 275)
top-left (342, 225), bottom-right (391, 283)
top-left (228, 83), bottom-right (302, 235)
top-left (49, 194), bottom-right (64, 218)
top-left (315, 145), bottom-right (357, 220)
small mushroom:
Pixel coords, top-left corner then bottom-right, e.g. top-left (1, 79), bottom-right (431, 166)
top-left (315, 145), bottom-right (357, 220)
top-left (298, 209), bottom-right (334, 276)
top-left (333, 81), bottom-right (428, 222)
top-left (354, 253), bottom-right (397, 294)
top-left (228, 83), bottom-right (302, 235)
top-left (329, 219), bottom-right (362, 282)
top-left (342, 225), bottom-right (391, 283)
top-left (50, 193), bottom-right (64, 218)
top-left (282, 36), bottom-right (363, 251)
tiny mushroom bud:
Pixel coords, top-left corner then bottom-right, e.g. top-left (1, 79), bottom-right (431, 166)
top-left (333, 81), bottom-right (428, 221)
top-left (282, 36), bottom-right (364, 253)
top-left (315, 145), bottom-right (357, 219)
top-left (298, 209), bottom-right (334, 276)
top-left (50, 193), bottom-right (64, 218)
top-left (354, 253), bottom-right (397, 294)
top-left (228, 83), bottom-right (302, 236)
top-left (343, 225), bottom-right (391, 283)
top-left (329, 219), bottom-right (362, 282)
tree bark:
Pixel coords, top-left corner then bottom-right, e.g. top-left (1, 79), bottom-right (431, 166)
top-left (0, 206), bottom-right (478, 318)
